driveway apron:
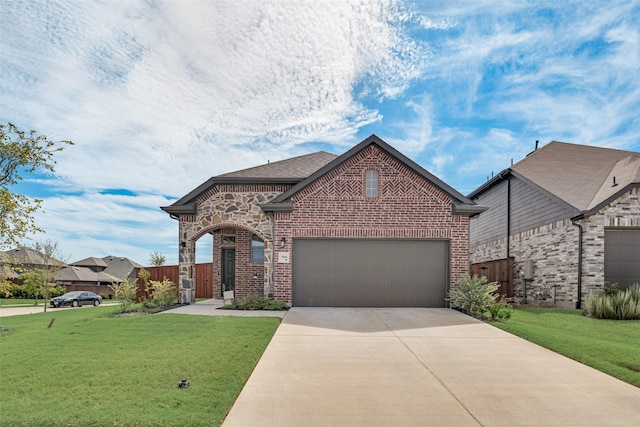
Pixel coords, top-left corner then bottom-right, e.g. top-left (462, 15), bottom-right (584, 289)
top-left (222, 307), bottom-right (640, 427)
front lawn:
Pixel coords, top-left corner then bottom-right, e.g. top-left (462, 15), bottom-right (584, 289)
top-left (492, 307), bottom-right (640, 387)
top-left (0, 306), bottom-right (280, 426)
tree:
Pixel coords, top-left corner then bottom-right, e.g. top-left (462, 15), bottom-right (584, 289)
top-left (0, 123), bottom-right (73, 248)
top-left (15, 241), bottom-right (67, 311)
top-left (148, 251), bottom-right (166, 266)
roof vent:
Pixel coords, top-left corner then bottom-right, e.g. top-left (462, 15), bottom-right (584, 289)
top-left (612, 176), bottom-right (618, 187)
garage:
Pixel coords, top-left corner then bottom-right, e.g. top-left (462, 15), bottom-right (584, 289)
top-left (605, 229), bottom-right (640, 291)
top-left (292, 239), bottom-right (449, 307)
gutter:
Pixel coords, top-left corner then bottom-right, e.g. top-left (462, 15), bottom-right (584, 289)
top-left (570, 214), bottom-right (584, 309)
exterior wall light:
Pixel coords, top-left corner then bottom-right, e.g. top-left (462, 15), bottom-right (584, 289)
top-left (280, 237), bottom-right (286, 248)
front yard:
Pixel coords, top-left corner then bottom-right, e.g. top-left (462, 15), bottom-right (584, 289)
top-left (492, 307), bottom-right (640, 387)
top-left (0, 306), bottom-right (280, 426)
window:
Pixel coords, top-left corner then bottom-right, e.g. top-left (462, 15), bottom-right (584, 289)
top-left (366, 170), bottom-right (378, 198)
top-left (251, 235), bottom-right (265, 263)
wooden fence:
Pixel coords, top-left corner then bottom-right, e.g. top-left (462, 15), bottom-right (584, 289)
top-left (134, 263), bottom-right (214, 301)
top-left (470, 257), bottom-right (514, 297)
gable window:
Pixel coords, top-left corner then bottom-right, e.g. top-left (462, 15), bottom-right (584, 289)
top-left (366, 170), bottom-right (378, 198)
top-left (251, 235), bottom-right (265, 263)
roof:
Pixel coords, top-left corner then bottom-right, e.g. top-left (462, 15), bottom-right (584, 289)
top-left (72, 257), bottom-right (108, 268)
top-left (162, 151), bottom-right (337, 215)
top-left (0, 247), bottom-right (66, 268)
top-left (469, 141), bottom-right (640, 214)
top-left (263, 135), bottom-right (485, 216)
top-left (56, 266), bottom-right (118, 283)
top-left (102, 255), bottom-right (142, 280)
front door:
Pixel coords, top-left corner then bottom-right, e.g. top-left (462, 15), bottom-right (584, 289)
top-left (222, 248), bottom-right (235, 292)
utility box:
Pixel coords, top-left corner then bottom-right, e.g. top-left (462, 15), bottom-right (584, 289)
top-left (523, 259), bottom-right (534, 280)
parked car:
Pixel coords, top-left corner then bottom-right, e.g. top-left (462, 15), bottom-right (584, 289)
top-left (51, 291), bottom-right (102, 308)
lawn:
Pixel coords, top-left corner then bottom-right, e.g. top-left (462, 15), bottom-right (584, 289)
top-left (491, 307), bottom-right (640, 387)
top-left (0, 306), bottom-right (280, 426)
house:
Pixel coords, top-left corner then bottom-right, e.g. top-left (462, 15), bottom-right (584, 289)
top-left (468, 141), bottom-right (640, 308)
top-left (56, 256), bottom-right (142, 290)
top-left (0, 247), bottom-right (66, 281)
top-left (162, 135), bottom-right (486, 306)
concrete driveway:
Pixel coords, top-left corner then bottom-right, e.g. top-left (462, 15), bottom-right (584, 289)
top-left (223, 307), bottom-right (640, 427)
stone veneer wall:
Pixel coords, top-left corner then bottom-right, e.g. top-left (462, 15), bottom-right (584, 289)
top-left (470, 188), bottom-right (640, 307)
top-left (177, 185), bottom-right (290, 302)
top-left (273, 145), bottom-right (470, 305)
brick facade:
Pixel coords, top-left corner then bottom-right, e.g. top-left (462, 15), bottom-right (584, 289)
top-left (470, 188), bottom-right (640, 307)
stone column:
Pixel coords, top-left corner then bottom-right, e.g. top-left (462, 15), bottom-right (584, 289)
top-left (178, 238), bottom-right (196, 304)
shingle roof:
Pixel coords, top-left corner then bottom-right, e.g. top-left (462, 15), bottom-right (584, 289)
top-left (72, 257), bottom-right (108, 268)
top-left (56, 266), bottom-right (117, 283)
top-left (218, 151), bottom-right (338, 179)
top-left (102, 255), bottom-right (142, 280)
top-left (162, 151), bottom-right (338, 214)
top-left (511, 141), bottom-right (640, 211)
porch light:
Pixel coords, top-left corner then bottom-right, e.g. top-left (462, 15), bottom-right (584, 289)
top-left (280, 237), bottom-right (286, 248)
top-left (180, 241), bottom-right (187, 248)
top-left (253, 273), bottom-right (258, 280)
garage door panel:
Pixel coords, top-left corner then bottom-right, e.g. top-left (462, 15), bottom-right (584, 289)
top-left (605, 230), bottom-right (640, 290)
top-left (293, 239), bottom-right (448, 307)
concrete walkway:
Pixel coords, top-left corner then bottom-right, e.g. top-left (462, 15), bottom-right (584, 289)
top-left (222, 307), bottom-right (640, 427)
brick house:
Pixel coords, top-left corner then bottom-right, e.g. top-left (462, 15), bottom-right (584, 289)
top-left (162, 135), bottom-right (485, 306)
top-left (468, 141), bottom-right (640, 308)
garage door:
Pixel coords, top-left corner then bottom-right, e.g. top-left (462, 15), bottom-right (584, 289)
top-left (605, 229), bottom-right (640, 291)
top-left (292, 239), bottom-right (448, 307)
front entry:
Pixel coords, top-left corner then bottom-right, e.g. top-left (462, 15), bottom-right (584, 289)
top-left (222, 248), bottom-right (236, 292)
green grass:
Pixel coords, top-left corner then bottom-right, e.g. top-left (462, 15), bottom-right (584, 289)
top-left (0, 306), bottom-right (280, 426)
top-left (492, 307), bottom-right (640, 387)
top-left (0, 298), bottom-right (50, 307)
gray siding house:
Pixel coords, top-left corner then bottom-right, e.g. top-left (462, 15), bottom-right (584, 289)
top-left (469, 141), bottom-right (640, 308)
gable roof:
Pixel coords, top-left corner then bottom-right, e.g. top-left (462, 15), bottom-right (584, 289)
top-left (56, 266), bottom-right (118, 283)
top-left (469, 141), bottom-right (640, 215)
top-left (0, 247), bottom-right (66, 268)
top-left (72, 257), bottom-right (108, 269)
top-left (102, 255), bottom-right (142, 280)
top-left (162, 151), bottom-right (337, 216)
top-left (262, 135), bottom-right (485, 216)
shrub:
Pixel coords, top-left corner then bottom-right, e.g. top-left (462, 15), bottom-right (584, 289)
top-left (586, 283), bottom-right (640, 320)
top-left (221, 296), bottom-right (288, 311)
top-left (149, 278), bottom-right (177, 307)
top-left (449, 274), bottom-right (500, 318)
top-left (603, 281), bottom-right (620, 296)
top-left (109, 277), bottom-right (138, 312)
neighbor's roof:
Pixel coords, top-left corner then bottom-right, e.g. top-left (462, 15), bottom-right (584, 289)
top-left (72, 257), bottom-right (108, 268)
top-left (0, 247), bottom-right (66, 267)
top-left (162, 151), bottom-right (337, 215)
top-left (56, 266), bottom-right (118, 283)
top-left (102, 255), bottom-right (143, 280)
top-left (469, 141), bottom-right (640, 214)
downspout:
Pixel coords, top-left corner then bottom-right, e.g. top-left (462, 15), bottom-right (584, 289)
top-left (506, 176), bottom-right (511, 258)
top-left (571, 215), bottom-right (584, 309)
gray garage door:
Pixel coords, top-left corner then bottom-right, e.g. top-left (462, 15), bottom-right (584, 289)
top-left (292, 239), bottom-right (448, 307)
top-left (605, 229), bottom-right (640, 291)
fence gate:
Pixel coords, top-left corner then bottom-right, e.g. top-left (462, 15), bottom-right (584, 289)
top-left (470, 257), bottom-right (514, 297)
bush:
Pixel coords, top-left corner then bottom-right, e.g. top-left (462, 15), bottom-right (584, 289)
top-left (221, 296), bottom-right (288, 311)
top-left (449, 274), bottom-right (500, 318)
top-left (109, 277), bottom-right (138, 312)
top-left (586, 283), bottom-right (640, 320)
top-left (149, 278), bottom-right (177, 307)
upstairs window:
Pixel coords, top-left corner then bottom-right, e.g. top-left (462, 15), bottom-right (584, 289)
top-left (251, 235), bottom-right (265, 263)
top-left (366, 170), bottom-right (378, 198)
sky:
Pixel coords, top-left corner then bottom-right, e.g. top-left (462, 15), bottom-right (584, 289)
top-left (1, 0), bottom-right (639, 265)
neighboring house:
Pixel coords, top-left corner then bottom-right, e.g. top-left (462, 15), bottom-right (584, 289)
top-left (0, 247), bottom-right (66, 281)
top-left (162, 135), bottom-right (486, 307)
top-left (56, 256), bottom-right (142, 287)
top-left (468, 141), bottom-right (640, 308)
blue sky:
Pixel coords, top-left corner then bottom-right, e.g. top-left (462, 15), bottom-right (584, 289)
top-left (1, 0), bottom-right (639, 265)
